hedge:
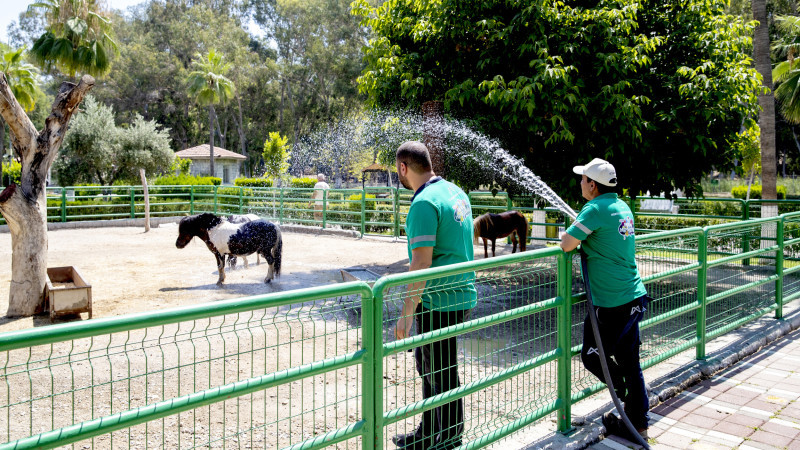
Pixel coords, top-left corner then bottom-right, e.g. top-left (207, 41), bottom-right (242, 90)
top-left (731, 185), bottom-right (787, 200)
top-left (235, 177), bottom-right (273, 187)
top-left (290, 177), bottom-right (317, 188)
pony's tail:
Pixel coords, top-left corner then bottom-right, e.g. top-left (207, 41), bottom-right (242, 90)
top-left (273, 228), bottom-right (283, 277)
top-left (473, 217), bottom-right (481, 245)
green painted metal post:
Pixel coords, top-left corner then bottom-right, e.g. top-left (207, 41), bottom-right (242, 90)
top-left (213, 185), bottom-right (218, 214)
top-left (190, 186), bottom-right (195, 215)
top-left (61, 188), bottom-right (67, 222)
top-left (361, 191), bottom-right (366, 237)
top-left (556, 251), bottom-right (574, 433)
top-left (279, 188), bottom-right (284, 224)
top-left (506, 195), bottom-right (513, 210)
top-left (776, 217), bottom-right (785, 319)
top-left (130, 187), bottom-right (136, 218)
top-left (393, 188), bottom-right (400, 238)
top-left (371, 282), bottom-right (386, 450)
top-left (361, 288), bottom-right (375, 450)
top-left (322, 190), bottom-right (327, 229)
top-left (696, 230), bottom-right (709, 360)
top-left (742, 201), bottom-right (751, 266)
top-left (239, 187), bottom-right (244, 214)
top-left (629, 196), bottom-right (636, 224)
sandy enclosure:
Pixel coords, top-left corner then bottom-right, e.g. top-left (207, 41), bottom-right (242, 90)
top-left (0, 224), bottom-right (412, 332)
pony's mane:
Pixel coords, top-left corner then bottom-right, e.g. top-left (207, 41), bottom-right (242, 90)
top-left (473, 213), bottom-right (493, 243)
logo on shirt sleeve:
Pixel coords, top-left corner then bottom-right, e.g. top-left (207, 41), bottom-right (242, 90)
top-left (618, 216), bottom-right (635, 239)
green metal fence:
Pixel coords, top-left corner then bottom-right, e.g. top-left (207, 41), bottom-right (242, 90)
top-left (3, 212), bottom-right (800, 449)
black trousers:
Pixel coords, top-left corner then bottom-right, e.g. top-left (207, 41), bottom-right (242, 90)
top-left (412, 304), bottom-right (469, 447)
top-left (580, 295), bottom-right (650, 430)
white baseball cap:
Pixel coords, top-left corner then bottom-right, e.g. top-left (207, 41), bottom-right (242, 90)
top-left (573, 158), bottom-right (618, 187)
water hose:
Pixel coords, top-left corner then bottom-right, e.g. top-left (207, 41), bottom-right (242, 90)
top-left (580, 251), bottom-right (651, 449)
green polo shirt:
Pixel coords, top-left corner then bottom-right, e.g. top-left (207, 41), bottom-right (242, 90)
top-left (566, 193), bottom-right (647, 308)
top-left (406, 177), bottom-right (477, 311)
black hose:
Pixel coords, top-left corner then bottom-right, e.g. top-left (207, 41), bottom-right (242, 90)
top-left (580, 251), bottom-right (651, 449)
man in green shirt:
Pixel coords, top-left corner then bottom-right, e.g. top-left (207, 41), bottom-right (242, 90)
top-left (392, 141), bottom-right (476, 450)
top-left (560, 158), bottom-right (650, 442)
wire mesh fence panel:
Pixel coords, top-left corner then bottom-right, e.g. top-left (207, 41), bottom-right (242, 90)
top-left (704, 221), bottom-right (779, 338)
top-left (633, 197), bottom-right (745, 233)
top-left (783, 214), bottom-right (800, 303)
top-left (750, 200), bottom-right (800, 218)
top-left (378, 254), bottom-right (561, 449)
top-left (0, 286), bottom-right (369, 449)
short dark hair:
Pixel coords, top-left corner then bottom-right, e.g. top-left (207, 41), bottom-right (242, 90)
top-left (396, 141), bottom-right (432, 173)
top-left (587, 177), bottom-right (616, 195)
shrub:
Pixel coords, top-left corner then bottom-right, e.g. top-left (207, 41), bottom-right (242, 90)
top-left (347, 193), bottom-right (376, 212)
top-left (290, 177), bottom-right (318, 188)
top-left (3, 160), bottom-right (21, 185)
top-left (154, 174), bottom-right (221, 186)
top-left (235, 177), bottom-right (273, 187)
top-left (731, 185), bottom-right (787, 200)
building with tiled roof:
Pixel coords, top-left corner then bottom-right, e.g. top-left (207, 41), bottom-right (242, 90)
top-left (175, 144), bottom-right (247, 184)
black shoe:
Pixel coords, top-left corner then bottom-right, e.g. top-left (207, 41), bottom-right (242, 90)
top-left (392, 432), bottom-right (433, 450)
top-left (602, 412), bottom-right (648, 443)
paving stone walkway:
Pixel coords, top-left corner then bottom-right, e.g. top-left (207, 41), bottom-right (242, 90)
top-left (591, 329), bottom-right (800, 450)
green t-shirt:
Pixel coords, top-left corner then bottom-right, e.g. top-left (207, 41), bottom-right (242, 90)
top-left (406, 178), bottom-right (477, 311)
top-left (566, 193), bottom-right (647, 308)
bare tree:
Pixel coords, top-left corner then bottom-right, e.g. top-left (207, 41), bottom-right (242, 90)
top-left (0, 74), bottom-right (94, 316)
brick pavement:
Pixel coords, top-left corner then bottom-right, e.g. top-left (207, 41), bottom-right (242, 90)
top-left (590, 330), bottom-right (800, 450)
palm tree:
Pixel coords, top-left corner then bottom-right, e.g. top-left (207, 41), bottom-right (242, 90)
top-left (0, 47), bottom-right (39, 186)
top-left (186, 50), bottom-right (235, 177)
top-left (753, 0), bottom-right (777, 204)
top-left (27, 0), bottom-right (117, 77)
top-left (773, 16), bottom-right (800, 122)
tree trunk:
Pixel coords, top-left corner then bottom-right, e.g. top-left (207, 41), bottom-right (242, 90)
top-left (209, 105), bottom-right (216, 177)
top-left (0, 119), bottom-right (5, 186)
top-left (754, 0), bottom-right (777, 204)
top-left (235, 96), bottom-right (247, 176)
top-left (140, 168), bottom-right (150, 232)
top-left (0, 74), bottom-right (94, 317)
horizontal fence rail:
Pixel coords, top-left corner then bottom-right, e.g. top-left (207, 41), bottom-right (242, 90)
top-left (32, 185), bottom-right (800, 243)
top-left (4, 211), bottom-right (800, 448)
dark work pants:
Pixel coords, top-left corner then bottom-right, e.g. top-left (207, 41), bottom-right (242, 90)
top-left (412, 304), bottom-right (468, 447)
top-left (580, 295), bottom-right (650, 430)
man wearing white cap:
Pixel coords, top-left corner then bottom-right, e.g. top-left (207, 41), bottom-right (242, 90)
top-left (560, 158), bottom-right (650, 442)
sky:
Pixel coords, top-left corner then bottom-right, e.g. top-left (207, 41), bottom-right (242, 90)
top-left (0, 0), bottom-right (145, 45)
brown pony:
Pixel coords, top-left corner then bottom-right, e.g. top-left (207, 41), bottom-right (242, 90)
top-left (473, 210), bottom-right (528, 258)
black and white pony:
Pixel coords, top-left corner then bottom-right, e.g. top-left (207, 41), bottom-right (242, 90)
top-left (226, 214), bottom-right (261, 269)
top-left (176, 213), bottom-right (282, 285)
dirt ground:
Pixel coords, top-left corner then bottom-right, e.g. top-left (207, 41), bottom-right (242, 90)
top-left (0, 223), bottom-right (413, 333)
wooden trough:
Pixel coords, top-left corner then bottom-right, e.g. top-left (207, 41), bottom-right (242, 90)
top-left (45, 266), bottom-right (92, 322)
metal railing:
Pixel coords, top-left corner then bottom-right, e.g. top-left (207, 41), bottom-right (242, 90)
top-left (3, 212), bottom-right (800, 449)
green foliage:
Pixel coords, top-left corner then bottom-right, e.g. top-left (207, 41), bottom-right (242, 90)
top-left (731, 120), bottom-right (761, 177)
top-left (772, 15), bottom-right (800, 124)
top-left (347, 193), bottom-right (376, 212)
top-left (262, 132), bottom-right (290, 180)
top-left (27, 0), bottom-right (118, 77)
top-left (170, 156), bottom-right (191, 176)
top-left (153, 174), bottom-right (221, 186)
top-left (186, 49), bottom-right (235, 108)
top-left (731, 185), bottom-right (788, 199)
top-left (54, 96), bottom-right (174, 186)
top-left (354, 0), bottom-right (763, 200)
top-left (290, 177), bottom-right (317, 188)
top-left (234, 177), bottom-right (274, 187)
top-left (2, 160), bottom-right (21, 185)
top-left (1, 47), bottom-right (39, 112)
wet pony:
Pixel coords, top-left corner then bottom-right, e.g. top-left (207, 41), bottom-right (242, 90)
top-left (473, 210), bottom-right (528, 258)
top-left (176, 213), bottom-right (282, 285)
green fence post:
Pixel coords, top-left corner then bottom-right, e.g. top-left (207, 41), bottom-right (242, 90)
top-left (393, 188), bottom-right (399, 238)
top-left (371, 281), bottom-right (386, 450)
top-left (130, 187), bottom-right (135, 219)
top-left (239, 187), bottom-right (244, 214)
top-left (556, 251), bottom-right (574, 433)
top-left (213, 185), bottom-right (218, 214)
top-left (777, 216), bottom-right (785, 319)
top-left (322, 190), bottom-right (327, 229)
top-left (361, 287), bottom-right (376, 450)
top-left (629, 196), bottom-right (636, 223)
top-left (61, 188), bottom-right (67, 222)
top-left (190, 186), bottom-right (195, 215)
top-left (696, 229), bottom-right (709, 360)
top-left (506, 194), bottom-right (513, 210)
top-left (361, 190), bottom-right (366, 237)
top-left (279, 187), bottom-right (284, 224)
top-left (743, 200), bottom-right (751, 266)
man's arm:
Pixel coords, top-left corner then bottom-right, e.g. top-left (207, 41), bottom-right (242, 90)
top-left (560, 232), bottom-right (581, 252)
top-left (395, 246), bottom-right (433, 339)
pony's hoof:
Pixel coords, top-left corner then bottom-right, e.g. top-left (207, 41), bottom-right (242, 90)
top-left (264, 278), bottom-right (272, 284)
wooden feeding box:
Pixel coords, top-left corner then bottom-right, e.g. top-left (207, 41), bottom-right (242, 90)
top-left (45, 266), bottom-right (92, 322)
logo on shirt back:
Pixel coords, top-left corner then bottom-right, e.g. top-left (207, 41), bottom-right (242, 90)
top-left (453, 198), bottom-right (470, 224)
top-left (618, 216), bottom-right (635, 240)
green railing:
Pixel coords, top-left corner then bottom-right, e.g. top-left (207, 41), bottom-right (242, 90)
top-left (3, 212), bottom-right (800, 449)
